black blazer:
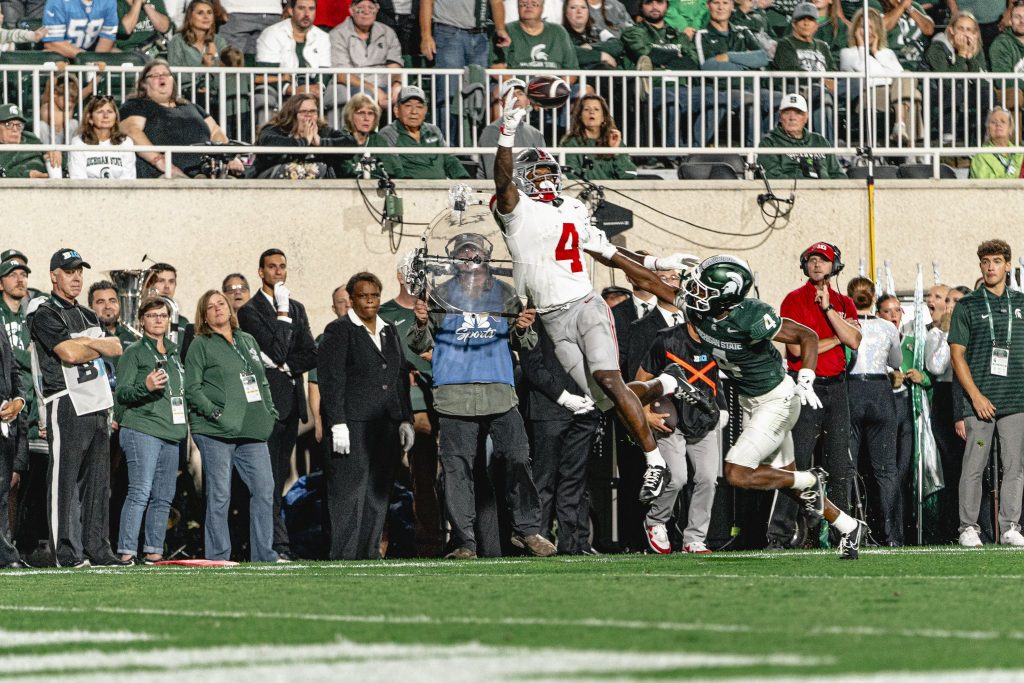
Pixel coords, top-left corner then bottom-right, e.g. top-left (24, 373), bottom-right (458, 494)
top-left (625, 308), bottom-right (669, 382)
top-left (518, 318), bottom-right (585, 421)
top-left (318, 316), bottom-right (413, 427)
top-left (610, 298), bottom-right (640, 378)
top-left (237, 292), bottom-right (318, 422)
top-left (0, 329), bottom-right (25, 465)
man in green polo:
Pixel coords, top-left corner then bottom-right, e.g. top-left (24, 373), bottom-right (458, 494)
top-left (0, 104), bottom-right (52, 179)
top-left (949, 239), bottom-right (1024, 548)
top-left (378, 86), bottom-right (470, 180)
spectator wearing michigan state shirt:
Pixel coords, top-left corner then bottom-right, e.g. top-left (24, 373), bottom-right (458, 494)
top-left (766, 241), bottom-right (861, 550)
top-left (406, 232), bottom-right (555, 560)
top-left (41, 0), bottom-right (119, 58)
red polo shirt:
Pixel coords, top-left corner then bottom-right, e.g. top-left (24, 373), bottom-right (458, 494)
top-left (780, 280), bottom-right (857, 376)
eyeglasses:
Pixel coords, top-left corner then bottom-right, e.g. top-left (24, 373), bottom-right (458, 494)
top-left (297, 108), bottom-right (319, 115)
top-left (353, 293), bottom-right (381, 301)
top-left (351, 5), bottom-right (379, 14)
top-left (143, 313), bottom-right (170, 320)
top-left (0, 121), bottom-right (24, 131)
top-left (146, 72), bottom-right (172, 81)
top-left (224, 284), bottom-right (249, 292)
top-left (91, 94), bottom-right (117, 104)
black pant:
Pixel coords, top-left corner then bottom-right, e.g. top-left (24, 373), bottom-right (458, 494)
top-left (45, 397), bottom-right (115, 566)
top-left (0, 436), bottom-right (20, 564)
top-left (849, 378), bottom-right (899, 543)
top-left (529, 413), bottom-right (601, 554)
top-left (768, 378), bottom-right (853, 546)
top-left (931, 381), bottom-right (965, 543)
top-left (438, 409), bottom-right (542, 553)
top-left (893, 389), bottom-right (914, 545)
top-left (323, 418), bottom-right (401, 560)
top-left (267, 409), bottom-right (298, 554)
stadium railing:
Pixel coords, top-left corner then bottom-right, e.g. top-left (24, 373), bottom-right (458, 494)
top-left (3, 63), bottom-right (1022, 177)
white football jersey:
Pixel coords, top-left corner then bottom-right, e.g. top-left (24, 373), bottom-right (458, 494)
top-left (497, 191), bottom-right (596, 310)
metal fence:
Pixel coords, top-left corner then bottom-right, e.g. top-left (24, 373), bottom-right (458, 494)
top-left (3, 62), bottom-right (1023, 162)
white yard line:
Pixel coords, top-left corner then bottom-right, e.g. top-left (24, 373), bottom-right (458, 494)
top-left (0, 629), bottom-right (156, 646)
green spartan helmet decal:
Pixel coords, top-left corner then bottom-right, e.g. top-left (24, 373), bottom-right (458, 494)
top-left (684, 255), bottom-right (754, 316)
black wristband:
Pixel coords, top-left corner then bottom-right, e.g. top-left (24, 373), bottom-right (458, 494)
top-left (822, 304), bottom-right (834, 313)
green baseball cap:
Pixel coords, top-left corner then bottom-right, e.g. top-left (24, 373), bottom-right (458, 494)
top-left (0, 259), bottom-right (30, 278)
top-left (0, 249), bottom-right (27, 264)
top-left (0, 103), bottom-right (27, 124)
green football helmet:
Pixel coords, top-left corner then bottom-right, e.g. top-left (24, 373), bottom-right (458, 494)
top-left (683, 255), bottom-right (754, 316)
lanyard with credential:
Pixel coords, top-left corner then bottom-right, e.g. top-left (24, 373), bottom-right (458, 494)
top-left (225, 334), bottom-right (253, 374)
top-left (147, 338), bottom-right (184, 399)
top-left (983, 289), bottom-right (1012, 347)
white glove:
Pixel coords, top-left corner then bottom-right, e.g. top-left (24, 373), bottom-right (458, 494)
top-left (718, 409), bottom-right (730, 429)
top-left (273, 282), bottom-right (290, 314)
top-left (794, 368), bottom-right (822, 410)
top-left (579, 227), bottom-right (617, 260)
top-left (498, 91), bottom-right (528, 147)
top-left (399, 421), bottom-right (415, 452)
top-left (557, 390), bottom-right (596, 414)
top-left (331, 423), bottom-right (350, 454)
top-left (644, 253), bottom-right (700, 272)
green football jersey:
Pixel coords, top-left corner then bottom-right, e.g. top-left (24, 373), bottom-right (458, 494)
top-left (689, 298), bottom-right (785, 397)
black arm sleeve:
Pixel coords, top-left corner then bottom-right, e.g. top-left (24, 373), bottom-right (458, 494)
top-left (237, 302), bottom-right (294, 366)
top-left (317, 320), bottom-right (349, 426)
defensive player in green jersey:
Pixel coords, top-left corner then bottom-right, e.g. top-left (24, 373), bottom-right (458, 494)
top-left (586, 242), bottom-right (869, 559)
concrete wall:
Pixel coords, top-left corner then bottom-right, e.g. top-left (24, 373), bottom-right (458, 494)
top-left (3, 178), bottom-right (1008, 333)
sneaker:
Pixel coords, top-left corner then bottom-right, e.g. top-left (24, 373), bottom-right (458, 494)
top-left (799, 467), bottom-right (828, 522)
top-left (66, 559), bottom-right (91, 569)
top-left (639, 464), bottom-right (671, 503)
top-left (838, 520), bottom-right (868, 560)
top-left (444, 547), bottom-right (477, 560)
top-left (511, 534), bottom-right (557, 557)
top-left (274, 556), bottom-right (293, 563)
top-left (682, 541), bottom-right (712, 554)
top-left (637, 55), bottom-right (653, 98)
top-left (959, 526), bottom-right (983, 548)
top-left (765, 538), bottom-right (787, 551)
top-left (645, 523), bottom-right (671, 554)
top-left (1002, 527), bottom-right (1024, 547)
top-left (663, 364), bottom-right (717, 417)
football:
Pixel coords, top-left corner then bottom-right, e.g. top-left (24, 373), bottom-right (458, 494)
top-left (649, 396), bottom-right (678, 433)
top-left (526, 75), bottom-right (571, 109)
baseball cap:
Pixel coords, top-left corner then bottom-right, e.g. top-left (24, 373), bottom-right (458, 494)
top-left (0, 259), bottom-right (29, 278)
top-left (791, 2), bottom-right (819, 20)
top-left (398, 85), bottom-right (427, 105)
top-left (500, 78), bottom-right (528, 100)
top-left (49, 248), bottom-right (91, 272)
top-left (451, 233), bottom-right (490, 254)
top-left (0, 249), bottom-right (27, 264)
top-left (601, 285), bottom-right (632, 298)
top-left (802, 242), bottom-right (838, 263)
top-left (780, 93), bottom-right (808, 113)
top-left (0, 103), bottom-right (27, 124)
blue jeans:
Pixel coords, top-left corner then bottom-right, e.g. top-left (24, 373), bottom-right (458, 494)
top-left (117, 428), bottom-right (180, 557)
top-left (431, 22), bottom-right (489, 144)
top-left (194, 434), bottom-right (278, 563)
top-left (651, 84), bottom-right (729, 149)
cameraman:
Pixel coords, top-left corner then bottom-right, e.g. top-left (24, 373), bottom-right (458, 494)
top-left (756, 94), bottom-right (846, 180)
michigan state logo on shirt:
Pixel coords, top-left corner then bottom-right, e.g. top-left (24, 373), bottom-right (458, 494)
top-left (530, 44), bottom-right (549, 62)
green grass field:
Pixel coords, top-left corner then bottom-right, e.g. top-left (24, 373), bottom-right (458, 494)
top-left (3, 547), bottom-right (1024, 681)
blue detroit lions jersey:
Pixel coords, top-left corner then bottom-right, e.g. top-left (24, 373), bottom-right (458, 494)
top-left (43, 0), bottom-right (118, 49)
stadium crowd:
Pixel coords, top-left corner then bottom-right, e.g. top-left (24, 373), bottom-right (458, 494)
top-left (1, 0), bottom-right (1024, 179)
top-left (0, 234), bottom-right (1018, 567)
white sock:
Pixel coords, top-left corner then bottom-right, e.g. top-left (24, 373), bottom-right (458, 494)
top-left (658, 374), bottom-right (678, 396)
top-left (644, 448), bottom-right (666, 468)
top-left (790, 471), bottom-right (816, 490)
top-left (833, 511), bottom-right (858, 535)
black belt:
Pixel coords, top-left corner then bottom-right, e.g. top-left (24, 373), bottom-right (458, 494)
top-left (789, 372), bottom-right (846, 385)
top-left (437, 22), bottom-right (488, 33)
top-left (848, 373), bottom-right (889, 381)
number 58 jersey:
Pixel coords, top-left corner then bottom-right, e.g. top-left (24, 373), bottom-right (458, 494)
top-left (495, 191), bottom-right (596, 310)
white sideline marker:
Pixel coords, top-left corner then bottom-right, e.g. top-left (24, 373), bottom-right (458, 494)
top-left (0, 629), bottom-right (157, 647)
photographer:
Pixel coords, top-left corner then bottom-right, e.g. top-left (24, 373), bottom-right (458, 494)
top-left (114, 297), bottom-right (187, 565)
top-left (756, 93), bottom-right (846, 180)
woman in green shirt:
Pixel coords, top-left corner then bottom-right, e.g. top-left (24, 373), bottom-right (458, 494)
top-left (561, 93), bottom-right (637, 180)
top-left (186, 290), bottom-right (280, 563)
top-left (167, 0), bottom-right (228, 107)
top-left (969, 107), bottom-right (1024, 178)
top-left (338, 93), bottom-right (403, 178)
top-left (115, 297), bottom-right (187, 565)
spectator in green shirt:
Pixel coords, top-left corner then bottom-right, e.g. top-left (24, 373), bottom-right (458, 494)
top-left (969, 107), bottom-right (1024, 178)
top-left (757, 92), bottom-right (846, 178)
top-left (378, 86), bottom-right (471, 179)
top-left (771, 2), bottom-right (836, 142)
top-left (988, 2), bottom-right (1024, 113)
top-left (0, 103), bottom-right (53, 179)
top-left (561, 93), bottom-right (637, 178)
top-left (494, 0), bottom-right (580, 83)
top-left (117, 0), bottom-right (172, 52)
top-left (338, 92), bottom-right (404, 178)
top-left (167, 0), bottom-right (227, 67)
top-left (871, 0), bottom-right (934, 70)
top-left (564, 0), bottom-right (625, 68)
top-left (813, 0), bottom-right (848, 63)
top-left (923, 13), bottom-right (988, 144)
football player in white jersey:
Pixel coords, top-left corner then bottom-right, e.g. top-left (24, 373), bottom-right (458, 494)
top-left (492, 94), bottom-right (696, 503)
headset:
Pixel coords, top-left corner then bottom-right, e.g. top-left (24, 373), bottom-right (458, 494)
top-left (799, 242), bottom-right (845, 278)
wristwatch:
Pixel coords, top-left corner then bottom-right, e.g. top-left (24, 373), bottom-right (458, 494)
top-left (822, 304), bottom-right (835, 313)
top-left (210, 409), bottom-right (223, 422)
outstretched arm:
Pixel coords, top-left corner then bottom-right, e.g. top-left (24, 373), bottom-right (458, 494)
top-left (581, 239), bottom-right (696, 308)
top-left (494, 92), bottom-right (527, 215)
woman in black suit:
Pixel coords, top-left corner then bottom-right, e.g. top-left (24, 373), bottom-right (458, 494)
top-left (317, 272), bottom-right (414, 560)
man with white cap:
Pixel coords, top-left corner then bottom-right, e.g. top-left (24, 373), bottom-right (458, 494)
top-left (770, 1), bottom-right (837, 142)
top-left (757, 93), bottom-right (846, 179)
top-left (379, 85), bottom-right (471, 179)
top-left (477, 78), bottom-right (544, 178)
